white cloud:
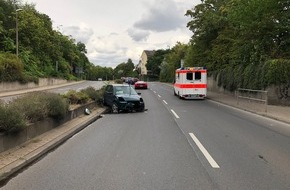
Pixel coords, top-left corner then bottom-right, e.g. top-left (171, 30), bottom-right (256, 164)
top-left (133, 0), bottom-right (186, 32)
top-left (127, 28), bottom-right (150, 42)
top-left (62, 24), bottom-right (94, 44)
top-left (25, 0), bottom-right (201, 68)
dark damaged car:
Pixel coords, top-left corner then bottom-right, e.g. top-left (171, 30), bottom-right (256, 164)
top-left (103, 84), bottom-right (145, 113)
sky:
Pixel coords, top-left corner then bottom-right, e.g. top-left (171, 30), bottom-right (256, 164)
top-left (24, 0), bottom-right (201, 68)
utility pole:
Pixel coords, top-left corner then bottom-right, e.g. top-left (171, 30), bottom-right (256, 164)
top-left (16, 8), bottom-right (23, 57)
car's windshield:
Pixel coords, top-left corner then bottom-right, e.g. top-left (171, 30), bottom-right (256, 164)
top-left (114, 86), bottom-right (137, 95)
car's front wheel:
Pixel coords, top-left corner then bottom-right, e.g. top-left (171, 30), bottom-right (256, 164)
top-left (111, 102), bottom-right (119, 114)
top-left (137, 105), bottom-right (145, 112)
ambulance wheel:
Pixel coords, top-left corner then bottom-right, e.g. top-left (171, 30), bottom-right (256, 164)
top-left (178, 92), bottom-right (182, 99)
top-left (174, 90), bottom-right (177, 96)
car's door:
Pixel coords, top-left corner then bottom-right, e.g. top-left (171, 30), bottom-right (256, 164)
top-left (104, 85), bottom-right (114, 106)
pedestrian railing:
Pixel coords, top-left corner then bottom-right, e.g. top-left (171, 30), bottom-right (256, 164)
top-left (236, 88), bottom-right (268, 112)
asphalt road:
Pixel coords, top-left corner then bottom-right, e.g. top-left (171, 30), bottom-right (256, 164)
top-left (47, 80), bottom-right (106, 94)
top-left (2, 82), bottom-right (290, 189)
top-left (0, 81), bottom-right (106, 102)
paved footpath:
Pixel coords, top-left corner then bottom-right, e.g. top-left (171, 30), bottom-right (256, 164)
top-left (0, 82), bottom-right (289, 184)
top-left (207, 91), bottom-right (290, 124)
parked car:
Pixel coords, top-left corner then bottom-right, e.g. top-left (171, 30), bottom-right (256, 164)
top-left (103, 84), bottom-right (145, 113)
top-left (134, 81), bottom-right (148, 89)
top-left (126, 77), bottom-right (135, 85)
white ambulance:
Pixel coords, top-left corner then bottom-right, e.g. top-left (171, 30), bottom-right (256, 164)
top-left (173, 67), bottom-right (207, 99)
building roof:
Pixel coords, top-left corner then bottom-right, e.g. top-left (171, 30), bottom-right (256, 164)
top-left (144, 50), bottom-right (155, 58)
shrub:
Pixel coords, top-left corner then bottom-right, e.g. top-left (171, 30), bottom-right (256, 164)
top-left (0, 52), bottom-right (24, 82)
top-left (62, 90), bottom-right (90, 104)
top-left (95, 86), bottom-right (106, 106)
top-left (81, 86), bottom-right (99, 100)
top-left (0, 104), bottom-right (27, 134)
top-left (10, 92), bottom-right (48, 123)
top-left (114, 79), bottom-right (123, 84)
top-left (44, 93), bottom-right (69, 120)
top-left (80, 86), bottom-right (105, 105)
top-left (9, 92), bottom-right (69, 123)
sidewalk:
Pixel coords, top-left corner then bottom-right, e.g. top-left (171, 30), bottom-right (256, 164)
top-left (207, 91), bottom-right (290, 124)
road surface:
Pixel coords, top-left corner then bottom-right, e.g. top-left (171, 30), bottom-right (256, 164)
top-left (2, 82), bottom-right (290, 189)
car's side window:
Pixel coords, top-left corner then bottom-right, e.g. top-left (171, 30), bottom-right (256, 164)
top-left (106, 85), bottom-right (113, 93)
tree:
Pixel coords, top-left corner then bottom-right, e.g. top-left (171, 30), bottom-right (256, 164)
top-left (158, 42), bottom-right (188, 82)
top-left (146, 49), bottom-right (170, 78)
top-left (0, 0), bottom-right (93, 81)
top-left (113, 59), bottom-right (136, 79)
top-left (185, 0), bottom-right (290, 91)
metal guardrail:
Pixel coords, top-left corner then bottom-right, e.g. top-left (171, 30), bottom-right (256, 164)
top-left (236, 88), bottom-right (268, 112)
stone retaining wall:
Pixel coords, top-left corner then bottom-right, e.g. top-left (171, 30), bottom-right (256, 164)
top-left (207, 76), bottom-right (290, 106)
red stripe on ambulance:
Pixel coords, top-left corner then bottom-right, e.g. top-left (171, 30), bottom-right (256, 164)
top-left (174, 66), bottom-right (207, 99)
top-left (174, 83), bottom-right (207, 89)
top-left (176, 70), bottom-right (207, 74)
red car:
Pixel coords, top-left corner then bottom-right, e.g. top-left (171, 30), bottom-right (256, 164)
top-left (134, 81), bottom-right (148, 89)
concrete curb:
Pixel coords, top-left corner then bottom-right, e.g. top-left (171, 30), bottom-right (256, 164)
top-left (0, 107), bottom-right (107, 183)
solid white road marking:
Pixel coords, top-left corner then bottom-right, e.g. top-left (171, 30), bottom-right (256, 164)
top-left (163, 100), bottom-right (168, 105)
top-left (158, 95), bottom-right (161, 98)
top-left (171, 109), bottom-right (180, 119)
top-left (189, 133), bottom-right (220, 168)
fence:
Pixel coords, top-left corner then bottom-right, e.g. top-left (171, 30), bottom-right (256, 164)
top-left (236, 88), bottom-right (268, 112)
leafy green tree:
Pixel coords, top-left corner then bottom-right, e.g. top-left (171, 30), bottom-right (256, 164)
top-left (0, 0), bottom-right (93, 81)
top-left (0, 52), bottom-right (23, 81)
top-left (185, 0), bottom-right (290, 91)
top-left (113, 59), bottom-right (137, 79)
top-left (158, 42), bottom-right (188, 82)
top-left (146, 49), bottom-right (170, 78)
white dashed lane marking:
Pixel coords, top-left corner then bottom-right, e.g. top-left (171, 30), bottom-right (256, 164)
top-left (170, 109), bottom-right (180, 119)
top-left (189, 133), bottom-right (220, 168)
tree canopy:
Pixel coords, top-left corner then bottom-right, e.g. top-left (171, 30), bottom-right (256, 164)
top-left (0, 0), bottom-right (138, 82)
top-left (151, 0), bottom-right (290, 92)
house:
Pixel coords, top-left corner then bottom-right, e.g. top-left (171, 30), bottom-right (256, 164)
top-left (136, 50), bottom-right (155, 75)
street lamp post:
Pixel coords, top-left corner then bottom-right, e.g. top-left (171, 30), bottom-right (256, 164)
top-left (16, 8), bottom-right (23, 57)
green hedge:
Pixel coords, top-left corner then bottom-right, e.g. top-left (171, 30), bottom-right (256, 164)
top-left (216, 59), bottom-right (290, 91)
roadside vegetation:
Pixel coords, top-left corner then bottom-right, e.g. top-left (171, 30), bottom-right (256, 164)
top-left (1, 0), bottom-right (289, 107)
top-left (0, 0), bottom-right (139, 83)
top-left (0, 86), bottom-right (105, 135)
top-left (145, 0), bottom-right (290, 96)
